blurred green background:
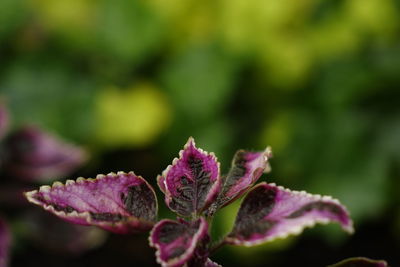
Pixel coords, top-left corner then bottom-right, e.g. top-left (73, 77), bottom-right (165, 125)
top-left (1, 0), bottom-right (400, 266)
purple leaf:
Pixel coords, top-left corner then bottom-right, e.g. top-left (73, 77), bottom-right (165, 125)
top-left (24, 172), bottom-right (158, 234)
top-left (159, 137), bottom-right (221, 217)
top-left (157, 174), bottom-right (167, 194)
top-left (4, 126), bottom-right (88, 182)
top-left (0, 218), bottom-right (11, 267)
top-left (226, 182), bottom-right (353, 246)
top-left (217, 147), bottom-right (272, 208)
top-left (22, 209), bottom-right (107, 255)
top-left (328, 257), bottom-right (388, 267)
top-left (149, 217), bottom-right (209, 267)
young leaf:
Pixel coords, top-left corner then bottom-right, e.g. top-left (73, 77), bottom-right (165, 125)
top-left (328, 257), bottom-right (388, 267)
top-left (159, 137), bottom-right (221, 217)
top-left (0, 218), bottom-right (11, 267)
top-left (149, 217), bottom-right (209, 267)
top-left (226, 182), bottom-right (353, 246)
top-left (3, 126), bottom-right (88, 182)
top-left (217, 147), bottom-right (272, 208)
top-left (24, 172), bottom-right (157, 234)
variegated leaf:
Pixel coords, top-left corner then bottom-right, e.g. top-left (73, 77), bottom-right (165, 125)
top-left (159, 137), bottom-right (221, 217)
top-left (216, 147), bottom-right (272, 208)
top-left (4, 126), bottom-right (87, 182)
top-left (25, 172), bottom-right (157, 234)
top-left (226, 182), bottom-right (353, 246)
top-left (149, 217), bottom-right (209, 267)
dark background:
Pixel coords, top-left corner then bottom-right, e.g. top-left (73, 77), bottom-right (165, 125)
top-left (1, 0), bottom-right (400, 266)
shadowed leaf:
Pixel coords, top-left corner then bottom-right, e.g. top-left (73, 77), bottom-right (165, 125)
top-left (4, 126), bottom-right (88, 182)
top-left (149, 217), bottom-right (209, 267)
top-left (22, 209), bottom-right (107, 255)
top-left (226, 182), bottom-right (353, 246)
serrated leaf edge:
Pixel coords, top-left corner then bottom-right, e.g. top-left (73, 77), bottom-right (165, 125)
top-left (149, 217), bottom-right (208, 267)
top-left (160, 137), bottom-right (221, 214)
top-left (225, 182), bottom-right (354, 247)
top-left (24, 171), bottom-right (158, 227)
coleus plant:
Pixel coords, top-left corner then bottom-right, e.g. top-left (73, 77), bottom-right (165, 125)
top-left (0, 101), bottom-right (102, 266)
top-left (3, 125), bottom-right (88, 182)
top-left (0, 101), bottom-right (87, 183)
top-left (25, 137), bottom-right (361, 266)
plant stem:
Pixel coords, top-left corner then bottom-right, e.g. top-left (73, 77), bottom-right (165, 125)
top-left (209, 239), bottom-right (226, 255)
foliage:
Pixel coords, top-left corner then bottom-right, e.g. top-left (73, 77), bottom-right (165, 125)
top-left (25, 138), bottom-right (355, 266)
top-left (0, 0), bottom-right (399, 265)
